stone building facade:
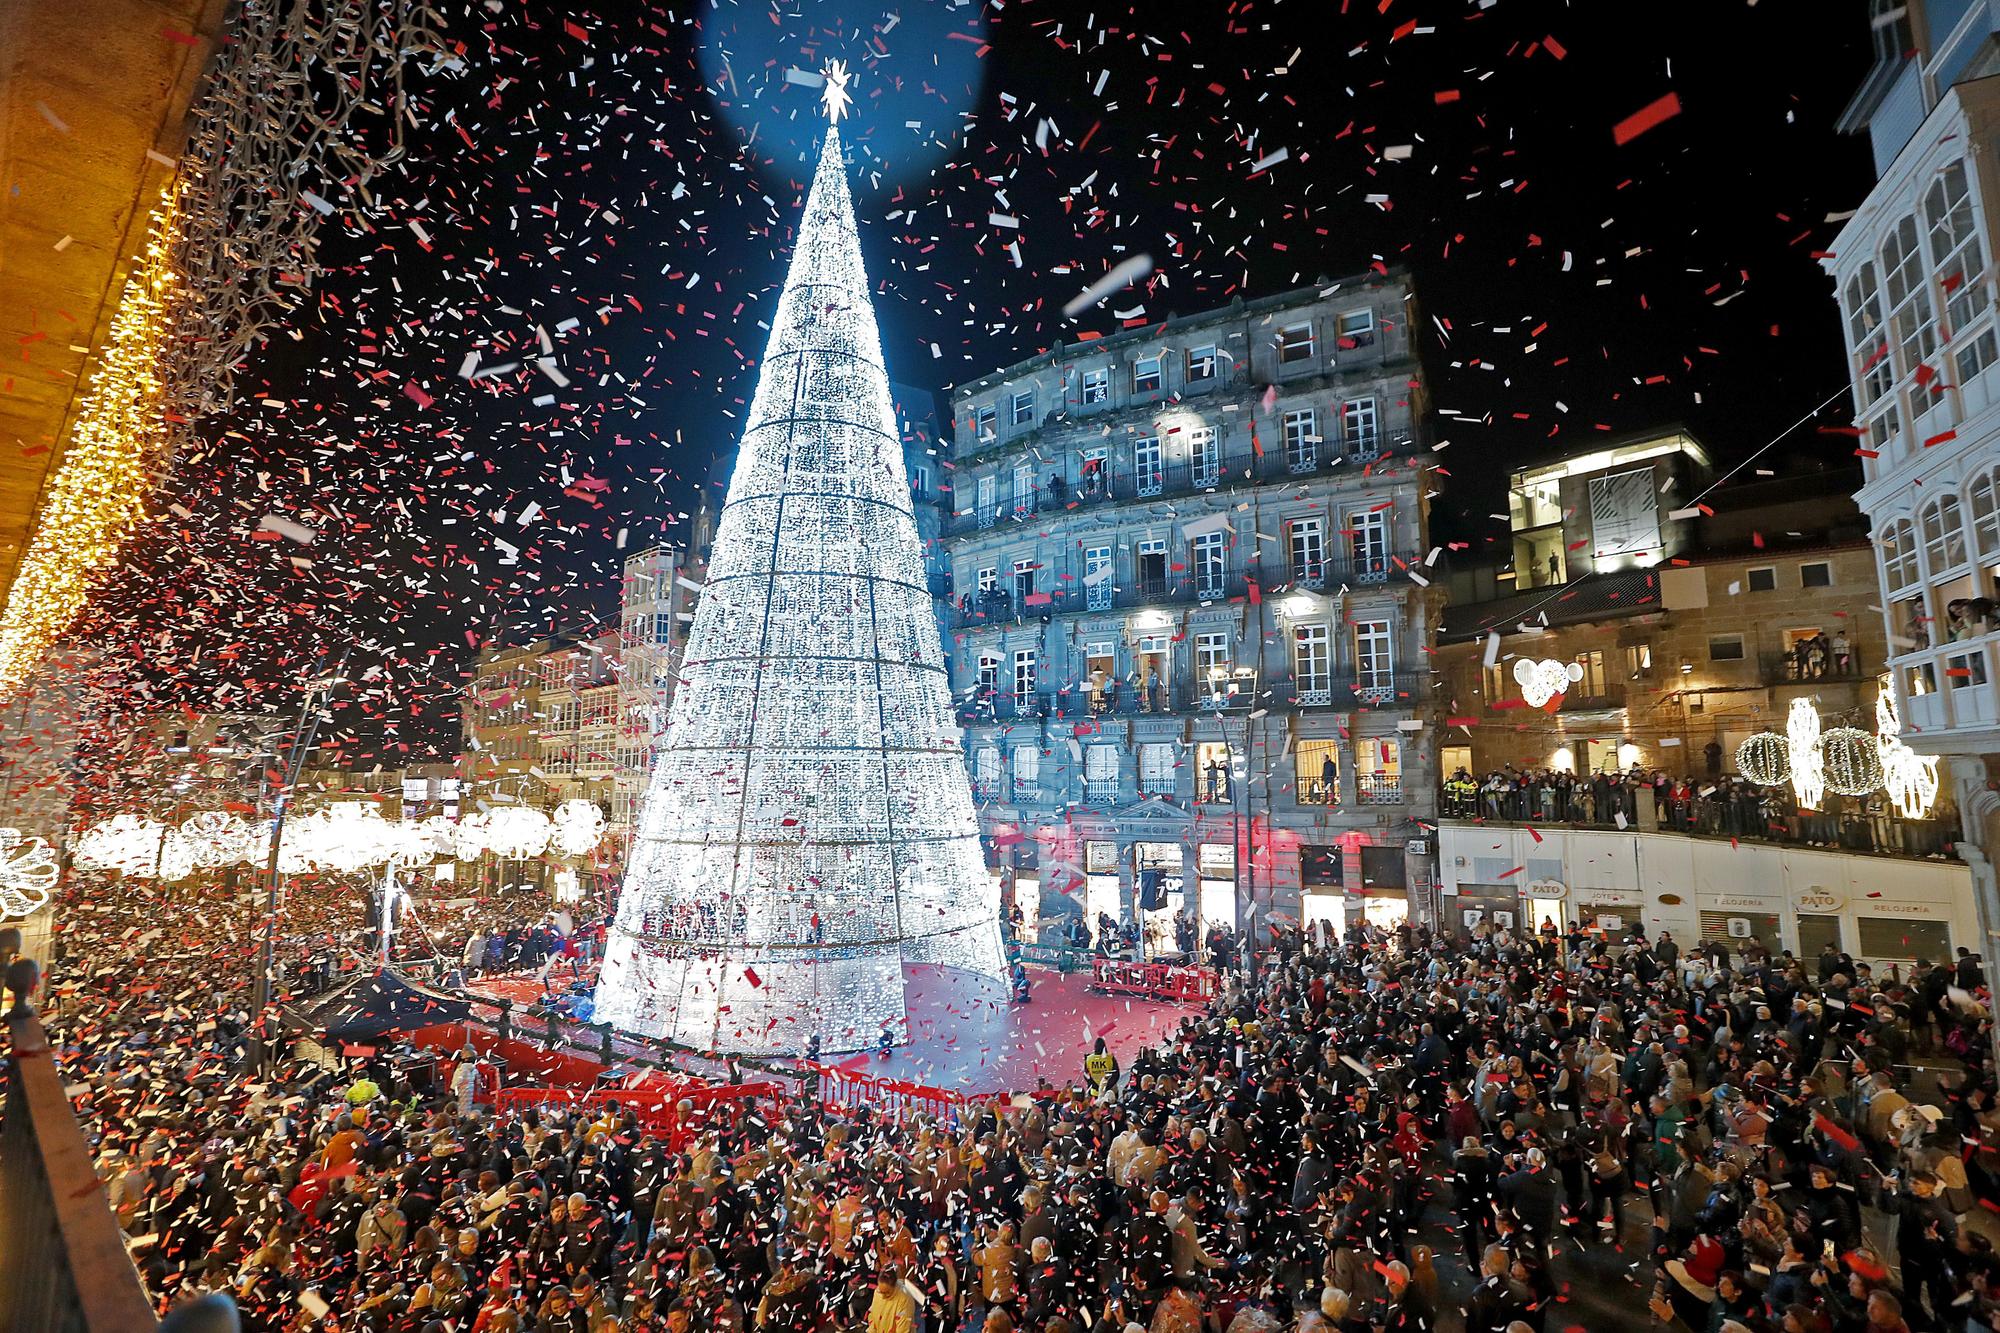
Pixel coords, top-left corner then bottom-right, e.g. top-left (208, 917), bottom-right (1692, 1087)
top-left (939, 274), bottom-right (1444, 949)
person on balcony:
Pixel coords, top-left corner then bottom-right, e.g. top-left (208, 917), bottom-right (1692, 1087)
top-left (1831, 629), bottom-right (1852, 675)
top-left (1321, 752), bottom-right (1338, 804)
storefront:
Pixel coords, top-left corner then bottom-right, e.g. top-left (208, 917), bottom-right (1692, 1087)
top-left (1571, 885), bottom-right (1646, 938)
top-left (1450, 885), bottom-right (1522, 936)
top-left (1083, 839), bottom-right (1120, 935)
top-left (1197, 841), bottom-right (1238, 933)
top-left (1134, 840), bottom-right (1185, 959)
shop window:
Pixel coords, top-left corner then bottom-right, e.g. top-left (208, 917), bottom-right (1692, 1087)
top-left (1301, 845), bottom-right (1343, 887)
top-left (1359, 844), bottom-right (1406, 889)
top-left (1858, 916), bottom-right (1951, 962)
top-left (1796, 914), bottom-right (1843, 959)
top-left (1698, 910), bottom-right (1782, 955)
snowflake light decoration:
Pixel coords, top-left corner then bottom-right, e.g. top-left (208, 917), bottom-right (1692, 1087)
top-left (466, 807), bottom-right (549, 860)
top-left (295, 803), bottom-right (394, 873)
top-left (551, 799), bottom-right (606, 857)
top-left (180, 811), bottom-right (264, 868)
top-left (76, 814), bottom-right (178, 877)
top-left (0, 829), bottom-right (58, 920)
top-left (1786, 698), bottom-right (1825, 810)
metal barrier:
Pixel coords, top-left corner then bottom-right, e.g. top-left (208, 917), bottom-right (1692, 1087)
top-left (1088, 957), bottom-right (1220, 1003)
top-left (801, 1061), bottom-right (969, 1129)
top-left (0, 954), bottom-right (165, 1332)
top-left (489, 1079), bottom-right (778, 1152)
top-left (1014, 941), bottom-right (1090, 973)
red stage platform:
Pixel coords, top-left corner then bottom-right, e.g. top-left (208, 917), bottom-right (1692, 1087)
top-left (468, 963), bottom-right (1199, 1099)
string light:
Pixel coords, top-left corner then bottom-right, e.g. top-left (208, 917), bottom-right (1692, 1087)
top-left (1513, 658), bottom-right (1582, 710)
top-left (550, 799), bottom-right (606, 857)
top-left (465, 807), bottom-right (551, 860)
top-left (1735, 732), bottom-right (1791, 787)
top-left (0, 194), bottom-right (185, 696)
top-left (1820, 725), bottom-right (1885, 797)
top-left (1876, 692), bottom-right (1941, 818)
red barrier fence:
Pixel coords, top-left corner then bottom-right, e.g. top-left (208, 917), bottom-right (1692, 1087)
top-left (489, 1080), bottom-right (777, 1152)
top-left (1089, 957), bottom-right (1219, 1003)
top-left (801, 1061), bottom-right (969, 1128)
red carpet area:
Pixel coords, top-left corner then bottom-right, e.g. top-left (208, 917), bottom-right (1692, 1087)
top-left (467, 962), bottom-right (1198, 1098)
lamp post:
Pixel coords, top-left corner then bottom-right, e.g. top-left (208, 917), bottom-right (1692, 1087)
top-left (246, 649), bottom-right (350, 1068)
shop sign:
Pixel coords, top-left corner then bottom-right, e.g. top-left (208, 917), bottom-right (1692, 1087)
top-left (1707, 893), bottom-right (1777, 911)
top-left (1527, 878), bottom-right (1567, 900)
top-left (1575, 887), bottom-right (1644, 907)
top-left (1864, 900), bottom-right (1941, 918)
top-left (1794, 885), bottom-right (1845, 914)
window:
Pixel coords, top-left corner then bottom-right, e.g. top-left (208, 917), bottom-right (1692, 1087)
top-left (1283, 407), bottom-right (1318, 473)
top-left (1857, 915), bottom-right (1950, 964)
top-left (1139, 743), bottom-right (1175, 795)
top-left (1134, 355), bottom-right (1163, 394)
top-left (1926, 162), bottom-right (1989, 333)
top-left (1337, 309), bottom-right (1375, 348)
top-left (1882, 214), bottom-right (1937, 378)
top-left (1871, 0), bottom-right (1911, 64)
top-left (1482, 662), bottom-right (1505, 700)
top-left (1135, 435), bottom-right (1163, 496)
top-left (1012, 558), bottom-right (1037, 601)
top-left (1012, 744), bottom-right (1041, 799)
top-left (1013, 648), bottom-right (1037, 700)
top-left (1196, 632), bottom-right (1233, 694)
top-left (975, 473), bottom-right (997, 525)
top-left (1013, 462), bottom-right (1036, 515)
top-left (1187, 345), bottom-right (1218, 382)
top-left (1971, 471), bottom-right (2000, 560)
top-left (1356, 737), bottom-right (1402, 804)
top-left (1957, 327), bottom-right (2000, 383)
top-left (1360, 844), bottom-right (1408, 889)
top-left (1571, 649), bottom-right (1607, 698)
top-left (1293, 624), bottom-right (1331, 698)
top-left (1708, 635), bottom-right (1745, 662)
top-left (1342, 397), bottom-right (1380, 457)
top-left (976, 404), bottom-right (998, 441)
top-left (1290, 516), bottom-right (1326, 585)
top-left (974, 746), bottom-right (1002, 796)
top-left (1867, 403), bottom-right (1901, 461)
top-left (1353, 620), bottom-right (1393, 695)
top-left (910, 463), bottom-right (930, 497)
top-left (1277, 321), bottom-right (1316, 364)
top-left (1746, 566), bottom-right (1777, 592)
top-left (1010, 388), bottom-right (1036, 427)
top-left (976, 566), bottom-right (998, 593)
top-left (1296, 738), bottom-right (1340, 806)
top-left (1800, 561), bottom-right (1833, 588)
top-left (1136, 538), bottom-right (1168, 594)
top-left (1625, 643), bottom-right (1654, 679)
top-left (1084, 744), bottom-right (1120, 801)
top-left (1080, 444), bottom-right (1108, 497)
top-left (1081, 366), bottom-right (1110, 404)
top-left (1083, 546), bottom-right (1113, 611)
top-left (1883, 518), bottom-right (1919, 593)
top-left (1192, 531), bottom-right (1228, 597)
top-left (1908, 661), bottom-right (1937, 696)
top-left (1196, 741), bottom-right (1233, 801)
top-left (1347, 508), bottom-right (1389, 580)
top-left (1923, 496), bottom-right (1969, 573)
top-left (1948, 651), bottom-right (1989, 690)
top-left (1846, 263), bottom-right (1893, 405)
top-left (1190, 426), bottom-right (1219, 488)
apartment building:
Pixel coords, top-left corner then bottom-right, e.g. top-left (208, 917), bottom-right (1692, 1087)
top-left (1826, 0), bottom-right (2000, 928)
top-left (941, 274), bottom-right (1443, 949)
top-left (1435, 431), bottom-right (1892, 781)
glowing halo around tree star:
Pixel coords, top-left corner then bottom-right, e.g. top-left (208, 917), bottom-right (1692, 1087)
top-left (0, 829), bottom-right (59, 920)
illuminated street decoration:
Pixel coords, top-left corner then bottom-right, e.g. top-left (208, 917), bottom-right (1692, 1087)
top-left (1820, 725), bottom-right (1885, 798)
top-left (594, 86), bottom-right (1006, 1055)
top-left (465, 807), bottom-right (551, 860)
top-left (0, 829), bottom-right (59, 920)
top-left (1876, 692), bottom-right (1941, 818)
top-left (1735, 732), bottom-right (1791, 788)
top-left (551, 799), bottom-right (606, 857)
top-left (1513, 657), bottom-right (1582, 709)
top-left (180, 811), bottom-right (263, 868)
top-left (553, 868), bottom-right (583, 905)
top-left (1786, 698), bottom-right (1825, 810)
top-left (76, 814), bottom-right (193, 879)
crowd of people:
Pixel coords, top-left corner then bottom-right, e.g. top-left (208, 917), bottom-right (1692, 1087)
top-left (1440, 763), bottom-right (1958, 857)
top-left (21, 863), bottom-right (2000, 1333)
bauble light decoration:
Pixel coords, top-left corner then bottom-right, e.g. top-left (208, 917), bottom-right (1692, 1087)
top-left (1786, 698), bottom-right (1825, 810)
top-left (1514, 657), bottom-right (1584, 709)
top-left (550, 799), bottom-right (605, 857)
top-left (1735, 732), bottom-right (1791, 787)
top-left (0, 829), bottom-right (59, 920)
top-left (1820, 726), bottom-right (1886, 797)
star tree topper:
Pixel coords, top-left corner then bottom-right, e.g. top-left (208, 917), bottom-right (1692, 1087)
top-left (821, 58), bottom-right (853, 123)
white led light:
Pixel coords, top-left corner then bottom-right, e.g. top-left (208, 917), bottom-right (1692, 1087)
top-left (550, 799), bottom-right (606, 857)
top-left (1786, 698), bottom-right (1825, 810)
top-left (1876, 692), bottom-right (1940, 818)
top-left (594, 121), bottom-right (1005, 1056)
top-left (0, 829), bottom-right (58, 920)
top-left (1513, 657), bottom-right (1582, 709)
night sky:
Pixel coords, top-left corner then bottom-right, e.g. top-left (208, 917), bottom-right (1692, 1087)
top-left (75, 0), bottom-right (1880, 764)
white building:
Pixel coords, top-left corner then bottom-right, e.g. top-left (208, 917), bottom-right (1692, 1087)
top-left (1824, 0), bottom-right (2000, 947)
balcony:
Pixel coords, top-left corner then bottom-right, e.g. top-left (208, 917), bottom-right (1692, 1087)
top-left (1273, 671), bottom-right (1426, 710)
top-left (1356, 774), bottom-right (1405, 805)
top-left (948, 573), bottom-right (1254, 629)
top-left (945, 432), bottom-right (1421, 536)
top-left (1281, 552), bottom-right (1430, 593)
top-left (1297, 777), bottom-right (1339, 807)
top-left (1757, 649), bottom-right (1869, 686)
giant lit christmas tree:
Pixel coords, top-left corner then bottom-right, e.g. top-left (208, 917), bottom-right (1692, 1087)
top-left (594, 64), bottom-right (1006, 1054)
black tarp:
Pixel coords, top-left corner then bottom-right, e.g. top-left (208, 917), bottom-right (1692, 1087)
top-left (294, 968), bottom-right (472, 1042)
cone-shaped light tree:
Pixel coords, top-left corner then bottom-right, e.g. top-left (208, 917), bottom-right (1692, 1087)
top-left (594, 64), bottom-right (1006, 1054)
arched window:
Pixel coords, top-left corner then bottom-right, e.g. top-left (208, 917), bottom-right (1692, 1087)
top-left (1882, 517), bottom-right (1920, 593)
top-left (1969, 470), bottom-right (2000, 562)
top-left (1882, 215), bottom-right (1937, 376)
top-left (1922, 495), bottom-right (1968, 574)
top-left (1926, 162), bottom-right (1989, 331)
